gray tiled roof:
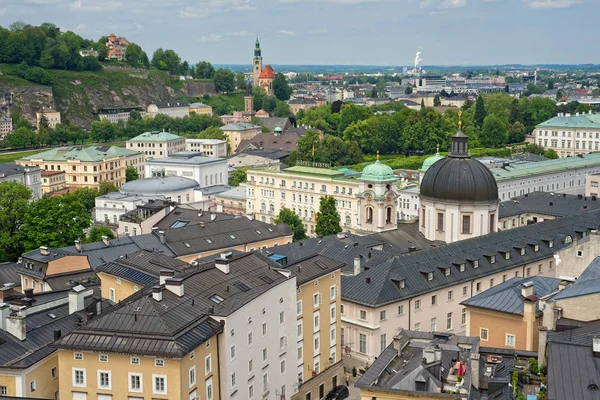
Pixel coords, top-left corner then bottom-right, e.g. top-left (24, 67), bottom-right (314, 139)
top-left (499, 192), bottom-right (600, 219)
top-left (0, 262), bottom-right (20, 286)
top-left (153, 206), bottom-right (236, 230)
top-left (282, 255), bottom-right (344, 285)
top-left (549, 256), bottom-right (600, 301)
top-left (460, 276), bottom-right (560, 315)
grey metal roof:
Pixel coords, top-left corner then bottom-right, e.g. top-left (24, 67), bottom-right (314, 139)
top-left (120, 176), bottom-right (199, 196)
top-left (550, 256), bottom-right (600, 301)
top-left (282, 254), bottom-right (344, 285)
top-left (146, 152), bottom-right (225, 165)
top-left (460, 276), bottom-right (560, 315)
top-left (340, 209), bottom-right (600, 307)
top-left (237, 131), bottom-right (302, 153)
top-left (153, 206), bottom-right (236, 230)
top-left (0, 262), bottom-right (21, 287)
top-left (0, 164), bottom-right (26, 177)
top-left (499, 192), bottom-right (600, 219)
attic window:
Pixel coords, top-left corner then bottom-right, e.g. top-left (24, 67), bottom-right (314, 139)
top-left (520, 248), bottom-right (526, 256)
top-left (549, 240), bottom-right (554, 248)
top-left (171, 221), bottom-right (187, 228)
top-left (444, 268), bottom-right (450, 277)
top-left (184, 242), bottom-right (191, 248)
top-left (459, 264), bottom-right (465, 272)
top-left (210, 294), bottom-right (224, 304)
top-left (256, 230), bottom-right (262, 235)
top-left (205, 238), bottom-right (213, 244)
top-left (564, 235), bottom-right (572, 244)
top-left (235, 282), bottom-right (251, 292)
top-left (134, 307), bottom-right (142, 312)
top-left (534, 244), bottom-right (539, 252)
top-left (490, 255), bottom-right (496, 264)
top-left (504, 252), bottom-right (511, 260)
top-left (267, 228), bottom-right (273, 232)
top-left (260, 275), bottom-right (274, 284)
top-left (473, 260), bottom-right (479, 268)
top-left (427, 272), bottom-right (434, 281)
top-left (229, 234), bottom-right (237, 240)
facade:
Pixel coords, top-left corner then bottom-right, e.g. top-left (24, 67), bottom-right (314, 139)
top-left (36, 107), bottom-right (61, 129)
top-left (246, 160), bottom-right (399, 235)
top-left (126, 130), bottom-right (186, 158)
top-left (144, 152), bottom-right (228, 188)
top-left (586, 173), bottom-right (600, 197)
top-left (0, 116), bottom-right (12, 138)
top-left (189, 102), bottom-right (213, 115)
top-left (98, 107), bottom-right (145, 123)
top-left (531, 111), bottom-right (600, 157)
top-left (0, 164), bottom-right (42, 200)
top-left (146, 101), bottom-right (190, 119)
top-left (258, 67), bottom-right (276, 97)
top-left (17, 146), bottom-right (145, 189)
top-left (220, 123), bottom-right (262, 152)
top-left (214, 186), bottom-right (247, 216)
top-left (185, 139), bottom-right (228, 157)
top-left (289, 98), bottom-right (318, 115)
top-left (105, 33), bottom-right (128, 60)
top-left (94, 191), bottom-right (148, 225)
top-left (117, 199), bottom-right (174, 237)
top-left (40, 169), bottom-right (66, 195)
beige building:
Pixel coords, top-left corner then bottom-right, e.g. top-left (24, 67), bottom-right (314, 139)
top-left (586, 173), bottom-right (600, 197)
top-left (41, 169), bottom-right (66, 195)
top-left (189, 102), bottom-right (213, 115)
top-left (289, 98), bottom-right (318, 115)
top-left (531, 111), bottom-right (600, 157)
top-left (0, 116), bottom-right (12, 138)
top-left (214, 186), bottom-right (247, 216)
top-left (185, 139), bottom-right (227, 157)
top-left (17, 146), bottom-right (145, 189)
top-left (247, 160), bottom-right (399, 235)
top-left (146, 101), bottom-right (190, 119)
top-left (220, 122), bottom-right (262, 152)
top-left (36, 106), bottom-right (61, 129)
top-left (126, 131), bottom-right (186, 158)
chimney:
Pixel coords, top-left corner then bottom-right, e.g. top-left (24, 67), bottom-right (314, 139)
top-left (69, 285), bottom-right (87, 314)
top-left (211, 213), bottom-right (217, 221)
top-left (215, 258), bottom-right (230, 274)
top-left (521, 281), bottom-right (534, 298)
top-left (53, 330), bottom-right (62, 341)
top-left (152, 285), bottom-right (163, 302)
top-left (0, 284), bottom-right (15, 302)
top-left (0, 303), bottom-right (10, 331)
top-left (6, 306), bottom-right (26, 341)
top-left (74, 240), bottom-right (81, 252)
top-left (101, 236), bottom-right (110, 246)
top-left (158, 230), bottom-right (166, 244)
top-left (593, 338), bottom-right (600, 358)
top-left (353, 257), bottom-right (361, 276)
top-left (159, 270), bottom-right (175, 285)
top-left (165, 278), bottom-right (184, 297)
top-left (336, 232), bottom-right (345, 239)
top-left (470, 353), bottom-right (480, 390)
top-left (408, 245), bottom-right (417, 252)
top-left (40, 246), bottom-right (49, 256)
top-left (24, 288), bottom-right (34, 298)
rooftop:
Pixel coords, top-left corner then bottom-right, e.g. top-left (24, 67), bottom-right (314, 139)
top-left (215, 186), bottom-right (247, 201)
top-left (220, 122), bottom-right (261, 131)
top-left (490, 152), bottom-right (600, 182)
top-left (152, 206), bottom-right (237, 230)
top-left (120, 176), bottom-right (199, 196)
top-left (150, 101), bottom-right (189, 108)
top-left (537, 112), bottom-right (600, 129)
top-left (279, 254), bottom-right (344, 285)
top-left (128, 131), bottom-right (184, 142)
top-left (19, 146), bottom-right (142, 162)
top-left (0, 164), bottom-right (27, 178)
top-left (146, 151), bottom-right (225, 165)
top-left (499, 192), bottom-right (600, 218)
top-left (549, 256), bottom-right (600, 301)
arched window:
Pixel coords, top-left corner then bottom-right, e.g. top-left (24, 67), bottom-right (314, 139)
top-left (386, 207), bottom-right (393, 224)
top-left (345, 215), bottom-right (351, 225)
top-left (261, 202), bottom-right (266, 211)
top-left (269, 203), bottom-right (275, 212)
top-left (366, 207), bottom-right (373, 223)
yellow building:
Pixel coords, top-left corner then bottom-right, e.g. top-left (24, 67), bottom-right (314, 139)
top-left (41, 169), bottom-right (67, 195)
top-left (37, 106), bottom-right (61, 129)
top-left (219, 122), bottom-right (262, 152)
top-left (189, 102), bottom-right (213, 115)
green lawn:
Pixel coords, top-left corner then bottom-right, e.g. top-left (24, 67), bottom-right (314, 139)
top-left (0, 149), bottom-right (46, 164)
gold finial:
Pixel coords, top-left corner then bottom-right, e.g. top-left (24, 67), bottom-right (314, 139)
top-left (376, 150), bottom-right (380, 160)
top-left (458, 110), bottom-right (463, 130)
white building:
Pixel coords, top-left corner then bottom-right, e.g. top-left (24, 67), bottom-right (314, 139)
top-left (146, 101), bottom-right (190, 119)
top-left (94, 191), bottom-right (147, 224)
top-left (145, 152), bottom-right (229, 188)
top-left (531, 111), bottom-right (600, 157)
top-left (397, 184), bottom-right (420, 221)
top-left (98, 107), bottom-right (145, 123)
top-left (126, 130), bottom-right (186, 158)
top-left (0, 164), bottom-right (42, 200)
top-left (185, 139), bottom-right (228, 157)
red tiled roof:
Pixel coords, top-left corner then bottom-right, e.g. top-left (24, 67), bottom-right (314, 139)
top-left (259, 65), bottom-right (276, 79)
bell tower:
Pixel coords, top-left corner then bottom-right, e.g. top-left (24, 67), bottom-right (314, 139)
top-left (253, 36), bottom-right (263, 87)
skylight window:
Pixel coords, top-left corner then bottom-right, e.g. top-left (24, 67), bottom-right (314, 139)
top-left (210, 294), bottom-right (224, 304)
top-left (260, 275), bottom-right (274, 284)
top-left (184, 242), bottom-right (191, 248)
top-left (235, 282), bottom-right (251, 292)
top-left (256, 230), bottom-right (262, 235)
top-left (229, 234), bottom-right (237, 240)
top-left (427, 272), bottom-right (434, 281)
top-left (171, 221), bottom-right (188, 229)
top-left (48, 313), bottom-right (56, 319)
top-left (267, 228), bottom-right (273, 232)
top-left (205, 238), bottom-right (213, 244)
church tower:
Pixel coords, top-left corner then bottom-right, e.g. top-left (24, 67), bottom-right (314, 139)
top-left (244, 82), bottom-right (254, 114)
top-left (253, 37), bottom-right (263, 87)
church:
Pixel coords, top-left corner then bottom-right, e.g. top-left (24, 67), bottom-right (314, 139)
top-left (252, 37), bottom-right (276, 96)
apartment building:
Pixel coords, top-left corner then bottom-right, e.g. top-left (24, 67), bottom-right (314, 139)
top-left (16, 146), bottom-right (145, 189)
top-left (246, 160), bottom-right (399, 235)
top-left (0, 164), bottom-right (42, 200)
top-left (220, 123), bottom-right (262, 152)
top-left (146, 101), bottom-right (190, 119)
top-left (0, 116), bottom-right (12, 138)
top-left (214, 186), bottom-right (247, 216)
top-left (145, 152), bottom-right (228, 187)
top-left (117, 199), bottom-right (175, 237)
top-left (36, 107), bottom-right (61, 129)
top-left (185, 139), bottom-right (227, 157)
top-left (126, 131), bottom-right (186, 158)
top-left (41, 170), bottom-right (66, 195)
top-left (105, 33), bottom-right (128, 60)
top-left (531, 111), bottom-right (600, 157)
top-left (189, 102), bottom-right (213, 115)
top-left (98, 107), bottom-right (145, 123)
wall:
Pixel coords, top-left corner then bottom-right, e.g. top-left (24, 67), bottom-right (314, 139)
top-left (46, 256), bottom-right (91, 277)
top-left (292, 361), bottom-right (344, 400)
top-left (24, 353), bottom-right (59, 399)
top-left (97, 272), bottom-right (140, 303)
top-left (554, 233), bottom-right (600, 278)
top-left (467, 307), bottom-right (529, 350)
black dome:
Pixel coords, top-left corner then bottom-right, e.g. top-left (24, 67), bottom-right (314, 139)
top-left (420, 157), bottom-right (498, 202)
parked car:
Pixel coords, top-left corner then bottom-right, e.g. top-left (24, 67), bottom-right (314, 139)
top-left (326, 385), bottom-right (349, 399)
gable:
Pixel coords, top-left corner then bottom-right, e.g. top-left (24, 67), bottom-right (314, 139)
top-left (46, 255), bottom-right (91, 277)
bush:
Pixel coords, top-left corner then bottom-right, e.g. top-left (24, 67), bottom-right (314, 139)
top-left (528, 358), bottom-right (539, 374)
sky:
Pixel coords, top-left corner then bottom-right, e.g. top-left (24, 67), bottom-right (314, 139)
top-left (0, 0), bottom-right (597, 66)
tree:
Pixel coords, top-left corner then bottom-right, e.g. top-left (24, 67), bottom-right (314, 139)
top-left (338, 104), bottom-right (373, 136)
top-left (229, 168), bottom-right (247, 186)
top-left (0, 181), bottom-right (31, 261)
top-left (524, 143), bottom-right (545, 156)
top-left (22, 194), bottom-right (91, 251)
top-left (508, 121), bottom-right (527, 144)
top-left (275, 207), bottom-right (307, 242)
top-left (7, 126), bottom-right (37, 148)
top-left (72, 187), bottom-right (99, 213)
top-left (85, 226), bottom-right (115, 244)
top-left (90, 120), bottom-right (115, 142)
top-left (125, 166), bottom-right (139, 182)
top-left (504, 84), bottom-right (510, 93)
top-left (480, 114), bottom-right (508, 148)
top-left (273, 101), bottom-right (291, 118)
top-left (38, 113), bottom-right (50, 131)
top-left (235, 72), bottom-right (246, 90)
top-left (543, 149), bottom-right (559, 159)
top-left (404, 86), bottom-right (413, 94)
top-left (124, 42), bottom-right (148, 67)
top-left (195, 61), bottom-right (215, 79)
top-left (461, 98), bottom-right (474, 111)
top-left (474, 95), bottom-right (487, 129)
top-left (433, 94), bottom-right (441, 107)
top-left (98, 181), bottom-right (118, 196)
top-left (273, 73), bottom-right (293, 101)
top-left (315, 196), bottom-right (342, 237)
top-left (213, 68), bottom-right (235, 93)
top-left (575, 103), bottom-right (592, 114)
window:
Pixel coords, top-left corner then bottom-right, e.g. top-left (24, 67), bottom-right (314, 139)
top-left (262, 322), bottom-right (267, 336)
top-left (437, 212), bottom-right (444, 231)
top-left (205, 355), bottom-right (212, 374)
top-left (99, 354), bottom-right (108, 362)
top-left (463, 286), bottom-right (468, 296)
top-left (73, 369), bottom-right (86, 387)
top-left (231, 373), bottom-right (236, 387)
top-left (98, 371), bottom-right (111, 389)
top-left (109, 288), bottom-right (115, 302)
top-left (262, 348), bottom-right (267, 361)
top-left (189, 366), bottom-right (196, 386)
top-left (153, 375), bottom-right (167, 394)
top-left (359, 334), bottom-right (367, 353)
top-left (279, 311), bottom-right (285, 325)
top-left (380, 310), bottom-right (386, 321)
top-left (298, 346), bottom-right (303, 360)
top-left (74, 352), bottom-right (83, 360)
top-left (130, 356), bottom-right (140, 365)
top-left (248, 359), bottom-right (253, 373)
top-left (462, 215), bottom-right (471, 234)
top-left (490, 255), bottom-right (496, 264)
top-left (398, 305), bottom-right (404, 315)
top-left (431, 295), bottom-right (437, 305)
top-left (490, 278), bottom-right (495, 287)
top-left (230, 345), bottom-right (236, 360)
top-left (506, 334), bottom-right (516, 347)
top-left (313, 293), bottom-right (321, 307)
top-left (476, 282), bottom-right (481, 292)
top-left (155, 359), bottom-right (164, 367)
top-left (297, 300), bottom-right (302, 316)
top-left (520, 248), bottom-right (526, 256)
top-left (359, 310), bottom-right (367, 320)
top-left (280, 359), bottom-right (286, 374)
top-left (249, 384), bottom-right (255, 399)
top-left (577, 250), bottom-right (583, 257)
top-left (415, 300), bottom-right (421, 310)
top-left (29, 380), bottom-right (36, 393)
top-left (190, 351), bottom-right (195, 360)
top-left (280, 336), bottom-right (287, 350)
top-left (427, 272), bottom-right (434, 281)
top-left (461, 308), bottom-right (466, 326)
top-left (340, 304), bottom-right (345, 315)
top-left (448, 290), bottom-right (453, 301)
top-left (263, 373), bottom-right (269, 393)
top-left (446, 312), bottom-right (453, 330)
top-left (129, 373), bottom-right (142, 392)
top-left (314, 336), bottom-right (319, 351)
top-left (380, 334), bottom-right (387, 353)
top-left (0, 386), bottom-right (5, 395)
top-left (207, 377), bottom-right (213, 400)
top-left (415, 322), bottom-right (421, 331)
top-left (330, 304), bottom-right (336, 321)
top-left (480, 328), bottom-right (489, 341)
top-left (51, 367), bottom-right (57, 379)
top-left (330, 285), bottom-right (337, 299)
top-left (473, 260), bottom-right (479, 268)
top-left (505, 252), bottom-right (511, 260)
top-left (248, 331), bottom-right (253, 346)
top-left (431, 317), bottom-right (437, 331)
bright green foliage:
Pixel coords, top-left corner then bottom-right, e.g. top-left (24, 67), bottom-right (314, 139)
top-left (508, 121), bottom-right (527, 144)
top-left (195, 61), bottom-right (215, 79)
top-left (22, 194), bottom-right (91, 251)
top-left (474, 95), bottom-right (487, 128)
top-left (72, 187), bottom-right (99, 212)
top-left (124, 42), bottom-right (149, 67)
top-left (0, 181), bottom-right (31, 261)
top-left (338, 104), bottom-right (373, 135)
top-left (236, 72), bottom-right (246, 90)
top-left (213, 68), bottom-right (235, 93)
top-left (98, 181), bottom-right (118, 196)
top-left (544, 149), bottom-right (559, 159)
top-left (229, 168), bottom-right (247, 186)
top-left (295, 130), bottom-right (363, 166)
top-left (125, 166), bottom-right (139, 182)
top-left (315, 196), bottom-right (342, 237)
top-left (275, 207), bottom-right (307, 242)
top-left (91, 120), bottom-right (116, 142)
top-left (480, 114), bottom-right (508, 148)
top-left (273, 101), bottom-right (291, 118)
top-left (86, 226), bottom-right (115, 244)
top-left (7, 126), bottom-right (38, 148)
top-left (433, 95), bottom-right (441, 106)
top-left (273, 73), bottom-right (292, 101)
top-left (151, 48), bottom-right (183, 74)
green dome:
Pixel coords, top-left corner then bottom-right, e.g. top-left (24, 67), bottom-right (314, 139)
top-left (421, 152), bottom-right (445, 171)
top-left (360, 160), bottom-right (396, 182)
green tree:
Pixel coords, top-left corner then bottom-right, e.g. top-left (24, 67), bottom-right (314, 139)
top-left (7, 126), bottom-right (37, 148)
top-left (229, 168), bottom-right (247, 186)
top-left (91, 120), bottom-right (115, 142)
top-left (195, 61), bottom-right (215, 79)
top-left (124, 42), bottom-right (148, 67)
top-left (508, 121), bottom-right (527, 144)
top-left (480, 114), bottom-right (508, 148)
top-left (98, 181), bottom-right (118, 196)
top-left (461, 98), bottom-right (474, 111)
top-left (38, 113), bottom-right (50, 130)
top-left (72, 187), bottom-right (99, 213)
top-left (273, 101), bottom-right (291, 118)
top-left (315, 196), bottom-right (342, 237)
top-left (524, 143), bottom-right (545, 156)
top-left (273, 73), bottom-right (293, 101)
top-left (509, 98), bottom-right (521, 124)
top-left (0, 181), bottom-right (31, 261)
top-left (125, 166), bottom-right (139, 182)
top-left (213, 68), bottom-right (235, 93)
top-left (275, 207), bottom-right (307, 242)
top-left (235, 72), bottom-right (246, 90)
top-left (85, 226), bottom-right (115, 244)
top-left (404, 86), bottom-right (413, 94)
top-left (474, 95), bottom-right (487, 129)
top-left (433, 94), bottom-right (441, 107)
top-left (338, 104), bottom-right (373, 136)
top-left (543, 149), bottom-right (559, 159)
top-left (575, 103), bottom-right (592, 114)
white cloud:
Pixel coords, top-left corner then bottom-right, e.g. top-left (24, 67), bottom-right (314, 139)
top-left (70, 0), bottom-right (122, 11)
top-left (278, 30), bottom-right (296, 36)
top-left (201, 33), bottom-right (223, 42)
top-left (72, 23), bottom-right (86, 33)
top-left (524, 0), bottom-right (580, 8)
top-left (420, 0), bottom-right (467, 8)
top-left (229, 30), bottom-right (251, 37)
top-left (180, 0), bottom-right (255, 18)
top-left (309, 28), bottom-right (329, 34)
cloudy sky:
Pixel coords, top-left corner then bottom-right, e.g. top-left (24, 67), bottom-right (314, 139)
top-left (0, 0), bottom-right (596, 66)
